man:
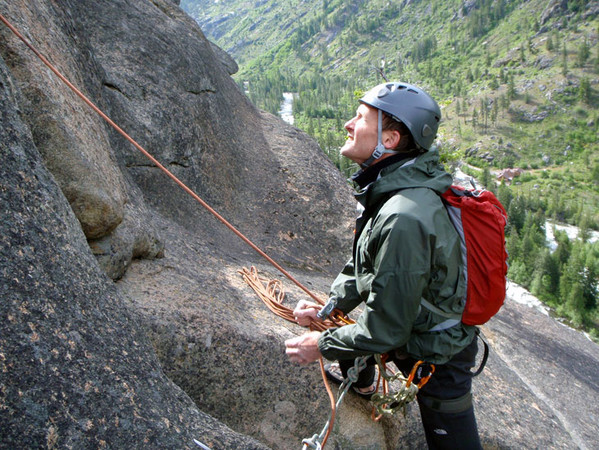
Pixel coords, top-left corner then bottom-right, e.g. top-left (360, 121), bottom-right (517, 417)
top-left (285, 82), bottom-right (482, 449)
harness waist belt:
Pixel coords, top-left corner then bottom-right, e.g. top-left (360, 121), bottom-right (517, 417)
top-left (419, 391), bottom-right (473, 414)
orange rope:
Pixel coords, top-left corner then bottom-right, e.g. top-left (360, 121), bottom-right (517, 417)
top-left (0, 11), bottom-right (324, 306)
top-left (239, 266), bottom-right (354, 331)
top-left (318, 357), bottom-right (336, 448)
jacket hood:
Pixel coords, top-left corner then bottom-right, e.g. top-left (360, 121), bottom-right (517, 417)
top-left (356, 149), bottom-right (453, 209)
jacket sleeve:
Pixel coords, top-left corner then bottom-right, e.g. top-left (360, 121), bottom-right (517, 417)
top-left (319, 209), bottom-right (432, 360)
top-left (327, 257), bottom-right (364, 314)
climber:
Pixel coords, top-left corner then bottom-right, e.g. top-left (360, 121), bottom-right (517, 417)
top-left (285, 82), bottom-right (482, 449)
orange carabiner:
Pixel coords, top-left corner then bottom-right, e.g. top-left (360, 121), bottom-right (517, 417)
top-left (406, 360), bottom-right (435, 389)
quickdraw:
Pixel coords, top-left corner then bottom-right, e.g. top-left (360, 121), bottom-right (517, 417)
top-left (371, 357), bottom-right (435, 418)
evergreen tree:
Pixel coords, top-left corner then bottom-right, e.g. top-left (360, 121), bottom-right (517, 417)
top-left (553, 229), bottom-right (572, 268)
top-left (577, 38), bottom-right (590, 67)
top-left (491, 98), bottom-right (499, 125)
top-left (592, 161), bottom-right (599, 186)
top-left (564, 282), bottom-right (585, 326)
top-left (481, 167), bottom-right (493, 190)
top-left (546, 33), bottom-right (554, 52)
top-left (562, 41), bottom-right (568, 76)
top-left (497, 182), bottom-right (512, 210)
top-left (507, 73), bottom-right (516, 100)
top-left (530, 248), bottom-right (560, 301)
top-left (579, 77), bottom-right (591, 104)
top-left (543, 249), bottom-right (561, 296)
top-left (508, 195), bottom-right (526, 233)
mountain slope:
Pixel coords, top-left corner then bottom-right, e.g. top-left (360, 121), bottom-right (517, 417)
top-left (182, 0), bottom-right (599, 190)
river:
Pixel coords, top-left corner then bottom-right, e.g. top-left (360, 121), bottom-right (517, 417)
top-left (278, 92), bottom-right (294, 125)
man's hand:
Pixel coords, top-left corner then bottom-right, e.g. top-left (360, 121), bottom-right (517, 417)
top-left (293, 300), bottom-right (322, 327)
top-left (285, 331), bottom-right (322, 364)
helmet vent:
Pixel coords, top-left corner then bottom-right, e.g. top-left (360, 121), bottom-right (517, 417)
top-left (377, 87), bottom-right (390, 98)
top-left (422, 124), bottom-right (433, 137)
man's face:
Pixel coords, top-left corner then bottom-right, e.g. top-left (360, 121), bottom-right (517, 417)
top-left (340, 104), bottom-right (379, 165)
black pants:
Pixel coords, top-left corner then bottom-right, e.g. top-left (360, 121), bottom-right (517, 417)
top-left (338, 338), bottom-right (482, 450)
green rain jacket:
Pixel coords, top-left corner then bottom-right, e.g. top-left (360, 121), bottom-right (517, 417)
top-left (318, 150), bottom-right (476, 365)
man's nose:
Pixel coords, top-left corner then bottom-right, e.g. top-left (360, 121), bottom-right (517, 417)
top-left (344, 117), bottom-right (356, 131)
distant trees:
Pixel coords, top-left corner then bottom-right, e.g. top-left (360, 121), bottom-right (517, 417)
top-left (412, 37), bottom-right (437, 63)
top-left (467, 0), bottom-right (510, 38)
top-left (230, 0), bottom-right (599, 339)
top-left (502, 188), bottom-right (599, 336)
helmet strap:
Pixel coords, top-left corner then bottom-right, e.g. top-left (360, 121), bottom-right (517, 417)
top-left (360, 109), bottom-right (398, 169)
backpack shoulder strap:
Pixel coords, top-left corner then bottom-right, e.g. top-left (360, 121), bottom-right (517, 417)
top-left (420, 298), bottom-right (461, 331)
top-left (472, 329), bottom-right (489, 377)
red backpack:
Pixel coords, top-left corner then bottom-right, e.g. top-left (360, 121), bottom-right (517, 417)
top-left (442, 186), bottom-right (509, 326)
top-left (420, 185), bottom-right (508, 331)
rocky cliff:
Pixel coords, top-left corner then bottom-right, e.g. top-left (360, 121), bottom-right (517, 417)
top-left (1, 0), bottom-right (598, 449)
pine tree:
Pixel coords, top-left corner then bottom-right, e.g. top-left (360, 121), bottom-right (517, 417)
top-left (564, 282), bottom-right (585, 326)
top-left (507, 73), bottom-right (516, 100)
top-left (491, 98), bottom-right (499, 125)
top-left (481, 167), bottom-right (492, 190)
top-left (578, 77), bottom-right (591, 104)
top-left (508, 195), bottom-right (526, 233)
top-left (546, 33), bottom-right (554, 52)
top-left (577, 38), bottom-right (590, 67)
top-left (562, 41), bottom-right (568, 76)
top-left (497, 182), bottom-right (513, 211)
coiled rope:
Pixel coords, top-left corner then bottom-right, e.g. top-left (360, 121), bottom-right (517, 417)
top-left (238, 266), bottom-right (355, 448)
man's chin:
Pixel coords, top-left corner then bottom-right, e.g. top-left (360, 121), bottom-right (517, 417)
top-left (339, 146), bottom-right (353, 159)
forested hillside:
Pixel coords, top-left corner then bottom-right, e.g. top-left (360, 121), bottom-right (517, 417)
top-left (181, 0), bottom-right (599, 338)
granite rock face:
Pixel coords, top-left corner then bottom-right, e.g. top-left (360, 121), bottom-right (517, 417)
top-left (0, 54), bottom-right (267, 449)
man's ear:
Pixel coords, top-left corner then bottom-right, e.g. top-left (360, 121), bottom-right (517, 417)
top-left (384, 130), bottom-right (401, 149)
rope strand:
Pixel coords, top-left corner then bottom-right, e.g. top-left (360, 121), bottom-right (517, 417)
top-left (0, 11), bottom-right (324, 305)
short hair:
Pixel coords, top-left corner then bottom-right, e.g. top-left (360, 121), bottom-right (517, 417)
top-left (382, 112), bottom-right (417, 152)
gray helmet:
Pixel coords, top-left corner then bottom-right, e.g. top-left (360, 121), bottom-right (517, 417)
top-left (360, 82), bottom-right (441, 150)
